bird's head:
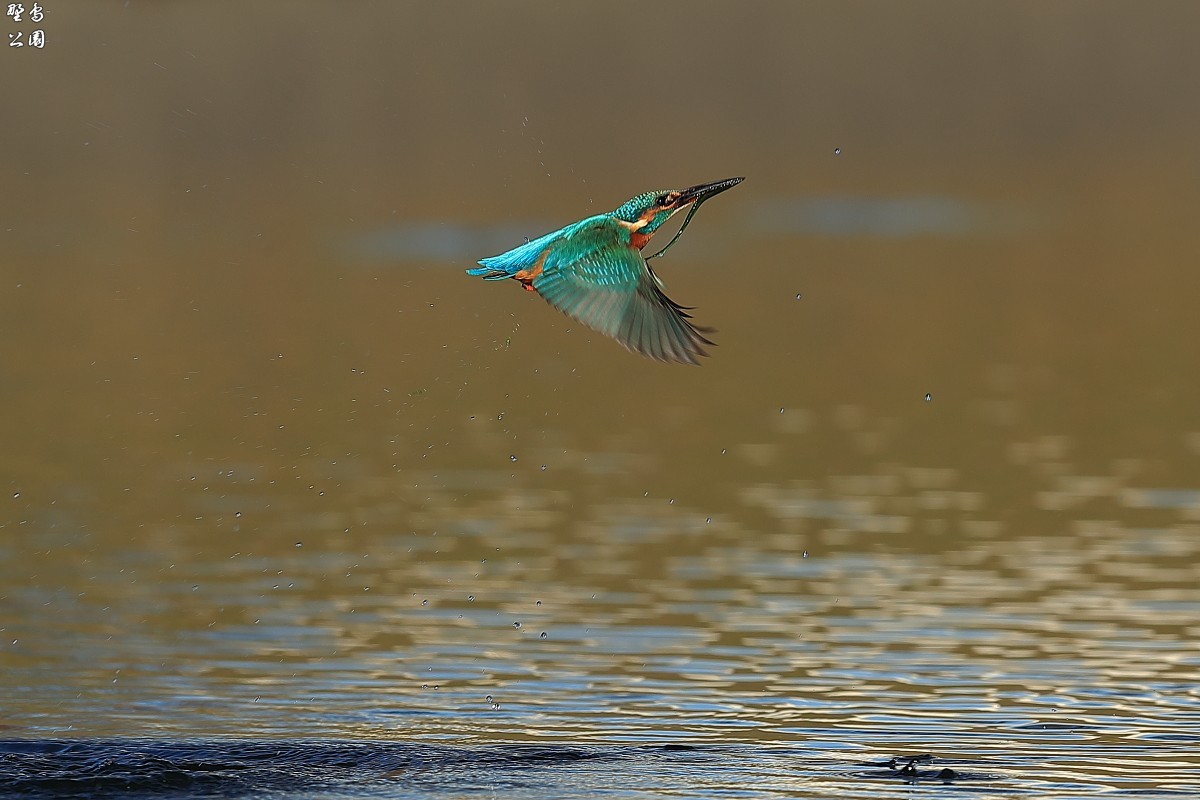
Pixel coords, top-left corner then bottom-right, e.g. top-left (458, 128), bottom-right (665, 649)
top-left (611, 177), bottom-right (744, 237)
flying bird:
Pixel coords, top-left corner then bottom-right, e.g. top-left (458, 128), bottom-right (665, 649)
top-left (466, 177), bottom-right (744, 364)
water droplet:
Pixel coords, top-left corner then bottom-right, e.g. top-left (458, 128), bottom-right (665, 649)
top-left (421, 599), bottom-right (429, 606)
top-left (235, 511), bottom-right (242, 518)
top-left (540, 631), bottom-right (548, 639)
top-left (540, 464), bottom-right (547, 471)
top-left (496, 412), bottom-right (505, 421)
top-left (523, 236), bottom-right (530, 244)
top-left (834, 147), bottom-right (841, 155)
top-left (802, 550), bottom-right (809, 558)
top-left (706, 517), bottom-right (712, 524)
top-left (294, 542), bottom-right (302, 548)
top-left (467, 595), bottom-right (475, 602)
top-left (535, 600), bottom-right (542, 607)
top-left (924, 393), bottom-right (932, 402)
top-left (11, 492), bottom-right (19, 499)
top-left (779, 407), bottom-right (785, 414)
top-left (795, 293), bottom-right (802, 300)
top-left (509, 454), bottom-right (518, 462)
top-left (513, 621), bottom-right (521, 628)
top-left (485, 695), bottom-right (493, 703)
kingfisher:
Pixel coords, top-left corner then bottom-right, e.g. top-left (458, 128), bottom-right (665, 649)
top-left (466, 177), bottom-right (744, 365)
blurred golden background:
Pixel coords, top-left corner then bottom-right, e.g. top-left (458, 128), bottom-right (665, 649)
top-left (0, 4), bottom-right (1198, 793)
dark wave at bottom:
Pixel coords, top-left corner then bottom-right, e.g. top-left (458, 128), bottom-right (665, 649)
top-left (0, 738), bottom-right (703, 798)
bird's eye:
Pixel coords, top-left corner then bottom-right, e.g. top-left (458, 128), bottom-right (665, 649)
top-left (657, 194), bottom-right (674, 207)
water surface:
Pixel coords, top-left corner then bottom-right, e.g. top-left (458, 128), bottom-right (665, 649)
top-left (2, 3), bottom-right (1199, 797)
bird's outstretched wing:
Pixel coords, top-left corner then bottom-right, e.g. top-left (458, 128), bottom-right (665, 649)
top-left (532, 217), bottom-right (713, 365)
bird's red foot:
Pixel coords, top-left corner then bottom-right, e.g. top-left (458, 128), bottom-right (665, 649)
top-left (513, 271), bottom-right (536, 292)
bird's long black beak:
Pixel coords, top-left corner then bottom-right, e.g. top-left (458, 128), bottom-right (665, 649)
top-left (677, 176), bottom-right (745, 206)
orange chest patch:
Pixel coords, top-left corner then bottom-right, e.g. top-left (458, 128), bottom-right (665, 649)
top-left (629, 231), bottom-right (652, 251)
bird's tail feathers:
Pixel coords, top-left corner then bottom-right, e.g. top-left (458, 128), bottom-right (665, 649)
top-left (465, 266), bottom-right (512, 281)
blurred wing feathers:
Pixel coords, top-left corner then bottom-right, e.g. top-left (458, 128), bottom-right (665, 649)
top-left (532, 218), bottom-right (713, 365)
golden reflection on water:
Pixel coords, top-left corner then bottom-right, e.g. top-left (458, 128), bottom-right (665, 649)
top-left (2, 2), bottom-right (1200, 796)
